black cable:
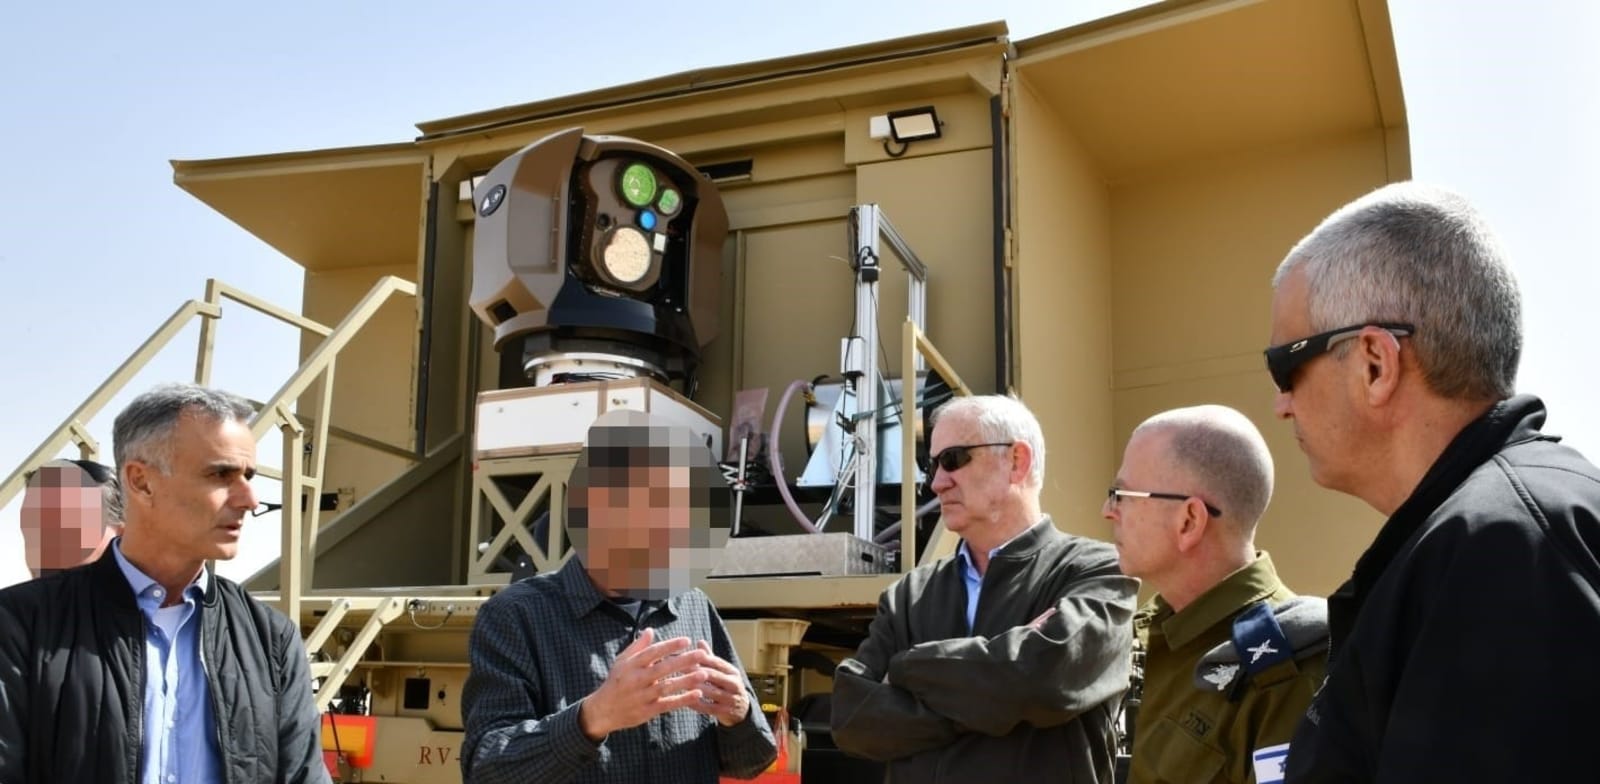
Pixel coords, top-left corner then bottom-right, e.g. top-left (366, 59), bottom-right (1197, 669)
top-left (841, 390), bottom-right (950, 423)
top-left (327, 710), bottom-right (345, 780)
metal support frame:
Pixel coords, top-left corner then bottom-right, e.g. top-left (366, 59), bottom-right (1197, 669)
top-left (248, 275), bottom-right (414, 444)
top-left (237, 434), bottom-right (465, 591)
top-left (902, 319), bottom-right (971, 570)
top-left (243, 397), bottom-right (415, 462)
top-left (0, 298), bottom-right (221, 510)
top-left (847, 204), bottom-right (929, 543)
top-left (468, 453), bottom-right (576, 583)
top-left (67, 423), bottom-right (100, 462)
top-left (0, 272), bottom-right (448, 729)
top-left (251, 276), bottom-right (418, 617)
top-left (196, 278), bottom-right (334, 388)
top-left (0, 273), bottom-right (419, 626)
top-left (280, 409), bottom-right (307, 624)
top-left (311, 596), bottom-right (405, 711)
top-left (0, 275), bottom-right (386, 512)
top-left (303, 597), bottom-right (353, 657)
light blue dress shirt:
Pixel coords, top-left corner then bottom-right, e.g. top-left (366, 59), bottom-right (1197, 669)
top-left (954, 529), bottom-right (1029, 633)
top-left (112, 539), bottom-right (223, 784)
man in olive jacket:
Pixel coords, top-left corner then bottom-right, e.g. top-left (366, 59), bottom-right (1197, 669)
top-left (0, 383), bottom-right (329, 784)
top-left (831, 395), bottom-right (1138, 783)
top-left (1108, 405), bottom-right (1326, 784)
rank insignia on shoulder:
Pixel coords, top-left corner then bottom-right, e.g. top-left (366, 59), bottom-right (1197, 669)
top-left (1231, 601), bottom-right (1292, 677)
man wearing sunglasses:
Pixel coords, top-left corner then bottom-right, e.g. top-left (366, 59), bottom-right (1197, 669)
top-left (1265, 183), bottom-right (1600, 783)
top-left (832, 395), bottom-right (1138, 783)
top-left (1106, 405), bottom-right (1327, 784)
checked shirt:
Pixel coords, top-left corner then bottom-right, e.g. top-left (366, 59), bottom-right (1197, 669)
top-left (461, 557), bottom-right (777, 783)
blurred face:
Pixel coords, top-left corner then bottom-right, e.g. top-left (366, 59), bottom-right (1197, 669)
top-left (927, 411), bottom-right (1015, 538)
top-left (585, 464), bottom-right (690, 567)
top-left (20, 464), bottom-right (109, 577)
top-left (126, 414), bottom-right (258, 564)
top-left (577, 463), bottom-right (725, 601)
top-left (1269, 267), bottom-right (1363, 493)
top-left (1104, 430), bottom-right (1184, 582)
top-left (568, 412), bottom-right (729, 600)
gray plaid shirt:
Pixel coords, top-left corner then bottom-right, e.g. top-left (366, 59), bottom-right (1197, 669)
top-left (461, 558), bottom-right (777, 783)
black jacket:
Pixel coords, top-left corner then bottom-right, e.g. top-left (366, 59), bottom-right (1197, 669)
top-left (0, 548), bottom-right (329, 784)
top-left (1286, 395), bottom-right (1600, 782)
top-left (832, 517), bottom-right (1138, 783)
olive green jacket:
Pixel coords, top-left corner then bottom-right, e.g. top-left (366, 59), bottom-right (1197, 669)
top-left (1129, 554), bottom-right (1327, 784)
top-left (831, 517), bottom-right (1138, 783)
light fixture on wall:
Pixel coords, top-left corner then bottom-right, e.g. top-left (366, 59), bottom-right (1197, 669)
top-left (883, 105), bottom-right (942, 157)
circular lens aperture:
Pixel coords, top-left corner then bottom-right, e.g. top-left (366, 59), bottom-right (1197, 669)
top-left (619, 163), bottom-right (657, 207)
top-left (599, 227), bottom-right (653, 284)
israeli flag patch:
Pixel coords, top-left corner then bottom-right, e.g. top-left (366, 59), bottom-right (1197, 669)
top-left (1252, 742), bottom-right (1290, 784)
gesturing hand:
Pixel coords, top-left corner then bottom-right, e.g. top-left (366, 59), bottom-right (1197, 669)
top-left (689, 639), bottom-right (752, 727)
top-left (579, 628), bottom-right (715, 740)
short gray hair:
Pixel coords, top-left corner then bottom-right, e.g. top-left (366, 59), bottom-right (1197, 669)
top-left (1274, 182), bottom-right (1522, 400)
top-left (113, 383), bottom-right (254, 478)
top-left (1134, 405), bottom-right (1274, 532)
top-left (931, 395), bottom-right (1046, 489)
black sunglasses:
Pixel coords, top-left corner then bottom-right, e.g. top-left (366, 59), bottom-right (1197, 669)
top-left (1263, 322), bottom-right (1415, 392)
top-left (1106, 488), bottom-right (1222, 518)
top-left (930, 442), bottom-right (1014, 474)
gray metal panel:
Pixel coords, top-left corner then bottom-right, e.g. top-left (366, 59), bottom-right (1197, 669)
top-left (710, 533), bottom-right (894, 578)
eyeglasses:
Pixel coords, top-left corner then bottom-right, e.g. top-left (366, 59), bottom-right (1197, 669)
top-left (1106, 488), bottom-right (1222, 518)
top-left (1263, 322), bottom-right (1415, 392)
top-left (930, 442), bottom-right (1014, 474)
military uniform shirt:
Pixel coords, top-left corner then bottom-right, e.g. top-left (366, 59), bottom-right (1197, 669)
top-left (1129, 553), bottom-right (1326, 784)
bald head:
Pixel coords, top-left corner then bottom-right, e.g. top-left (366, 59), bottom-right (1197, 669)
top-left (1133, 405), bottom-right (1275, 536)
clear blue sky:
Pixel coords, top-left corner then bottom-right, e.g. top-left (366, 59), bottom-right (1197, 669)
top-left (2, 1), bottom-right (1596, 586)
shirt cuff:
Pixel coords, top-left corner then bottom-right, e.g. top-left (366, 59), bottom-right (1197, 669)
top-left (545, 699), bottom-right (605, 770)
top-left (715, 699), bottom-right (764, 740)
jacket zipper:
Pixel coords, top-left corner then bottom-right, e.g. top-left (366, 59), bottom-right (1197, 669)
top-left (132, 611), bottom-right (146, 780)
top-left (200, 597), bottom-right (232, 784)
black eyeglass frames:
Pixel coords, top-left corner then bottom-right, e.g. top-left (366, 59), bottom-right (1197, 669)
top-left (1106, 487), bottom-right (1222, 518)
top-left (1263, 322), bottom-right (1415, 392)
top-left (929, 442), bottom-right (1014, 474)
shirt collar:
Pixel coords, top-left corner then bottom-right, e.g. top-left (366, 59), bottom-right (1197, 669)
top-left (956, 518), bottom-right (1043, 573)
top-left (1155, 551), bottom-right (1283, 649)
top-left (111, 536), bottom-right (208, 606)
top-left (955, 542), bottom-right (987, 577)
top-left (556, 556), bottom-right (682, 619)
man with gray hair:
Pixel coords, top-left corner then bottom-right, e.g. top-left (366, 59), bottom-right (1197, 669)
top-left (1265, 183), bottom-right (1600, 781)
top-left (0, 382), bottom-right (329, 784)
top-left (1106, 405), bottom-right (1326, 784)
top-left (832, 394), bottom-right (1138, 782)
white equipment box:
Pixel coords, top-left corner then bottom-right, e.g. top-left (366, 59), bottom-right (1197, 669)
top-left (474, 378), bottom-right (723, 458)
